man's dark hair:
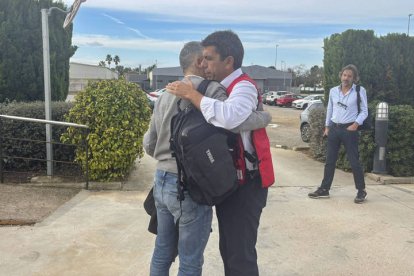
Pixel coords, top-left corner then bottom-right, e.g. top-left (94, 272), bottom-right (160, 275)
top-left (179, 41), bottom-right (203, 73)
top-left (201, 30), bottom-right (244, 69)
top-left (339, 64), bottom-right (360, 83)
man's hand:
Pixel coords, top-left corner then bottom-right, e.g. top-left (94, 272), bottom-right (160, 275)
top-left (166, 80), bottom-right (195, 99)
top-left (166, 80), bottom-right (204, 109)
top-left (323, 127), bottom-right (329, 137)
top-left (347, 123), bottom-right (359, 131)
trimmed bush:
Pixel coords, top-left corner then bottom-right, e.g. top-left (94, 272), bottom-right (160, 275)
top-left (386, 105), bottom-right (414, 176)
top-left (0, 101), bottom-right (75, 170)
top-left (61, 79), bottom-right (152, 181)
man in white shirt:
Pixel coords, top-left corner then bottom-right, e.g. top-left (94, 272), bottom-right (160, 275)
top-left (308, 64), bottom-right (368, 203)
top-left (167, 30), bottom-right (274, 276)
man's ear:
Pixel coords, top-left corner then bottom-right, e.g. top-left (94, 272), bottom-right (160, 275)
top-left (224, 56), bottom-right (234, 70)
top-left (196, 56), bottom-right (204, 68)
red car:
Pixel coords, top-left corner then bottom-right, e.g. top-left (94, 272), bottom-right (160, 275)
top-left (276, 94), bottom-right (303, 107)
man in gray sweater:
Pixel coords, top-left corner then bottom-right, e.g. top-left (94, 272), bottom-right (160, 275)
top-left (143, 41), bottom-right (271, 276)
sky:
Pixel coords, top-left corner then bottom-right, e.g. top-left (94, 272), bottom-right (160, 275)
top-left (62, 0), bottom-right (413, 71)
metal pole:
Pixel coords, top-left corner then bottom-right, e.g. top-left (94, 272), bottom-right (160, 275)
top-left (275, 44), bottom-right (278, 69)
top-left (84, 128), bottom-right (89, 189)
top-left (41, 9), bottom-right (53, 176)
top-left (281, 61), bottom-right (286, 89)
top-left (154, 60), bottom-right (157, 90)
top-left (409, 14), bottom-right (412, 36)
top-left (41, 6), bottom-right (72, 176)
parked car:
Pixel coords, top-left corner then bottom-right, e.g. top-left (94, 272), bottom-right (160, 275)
top-left (299, 101), bottom-right (324, 142)
top-left (147, 88), bottom-right (167, 109)
top-left (261, 92), bottom-right (272, 103)
top-left (148, 88), bottom-right (167, 98)
top-left (146, 93), bottom-right (158, 109)
top-left (293, 94), bottom-right (324, 109)
top-left (264, 91), bottom-right (289, 105)
top-left (275, 94), bottom-right (303, 107)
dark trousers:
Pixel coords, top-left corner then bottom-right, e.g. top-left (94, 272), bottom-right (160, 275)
top-left (215, 174), bottom-right (268, 276)
top-left (321, 125), bottom-right (365, 191)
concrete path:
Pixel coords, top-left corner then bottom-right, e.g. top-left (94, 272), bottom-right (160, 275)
top-left (0, 149), bottom-right (413, 275)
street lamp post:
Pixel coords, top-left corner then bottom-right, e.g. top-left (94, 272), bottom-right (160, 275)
top-left (409, 14), bottom-right (413, 36)
top-left (41, 0), bottom-right (86, 176)
top-left (281, 60), bottom-right (286, 89)
top-left (275, 44), bottom-right (279, 69)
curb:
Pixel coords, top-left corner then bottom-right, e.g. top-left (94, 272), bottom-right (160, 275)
top-left (24, 181), bottom-right (123, 190)
top-left (366, 173), bottom-right (414, 185)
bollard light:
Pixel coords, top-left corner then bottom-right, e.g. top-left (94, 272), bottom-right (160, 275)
top-left (372, 102), bottom-right (389, 174)
top-left (376, 102), bottom-right (389, 120)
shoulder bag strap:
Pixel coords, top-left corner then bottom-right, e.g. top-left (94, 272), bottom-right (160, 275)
top-left (356, 84), bottom-right (361, 114)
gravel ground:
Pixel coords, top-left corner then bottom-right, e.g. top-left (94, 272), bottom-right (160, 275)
top-left (0, 184), bottom-right (80, 225)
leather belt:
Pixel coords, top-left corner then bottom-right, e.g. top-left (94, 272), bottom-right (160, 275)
top-left (332, 122), bottom-right (353, 128)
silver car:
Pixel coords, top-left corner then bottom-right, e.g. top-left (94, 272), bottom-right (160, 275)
top-left (299, 101), bottom-right (324, 142)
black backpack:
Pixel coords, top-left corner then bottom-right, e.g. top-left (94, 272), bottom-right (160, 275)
top-left (169, 80), bottom-right (239, 206)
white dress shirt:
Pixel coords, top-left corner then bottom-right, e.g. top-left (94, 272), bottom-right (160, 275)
top-left (199, 68), bottom-right (258, 169)
top-left (325, 84), bottom-right (368, 126)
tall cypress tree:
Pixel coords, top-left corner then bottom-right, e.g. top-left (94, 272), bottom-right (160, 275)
top-left (323, 29), bottom-right (413, 105)
top-left (0, 0), bottom-right (76, 102)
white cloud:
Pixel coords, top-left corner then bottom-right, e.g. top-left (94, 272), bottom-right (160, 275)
top-left (102, 13), bottom-right (125, 25)
top-left (72, 33), bottom-right (322, 53)
top-left (72, 34), bottom-right (184, 51)
top-left (126, 27), bottom-right (151, 39)
top-left (64, 0), bottom-right (412, 25)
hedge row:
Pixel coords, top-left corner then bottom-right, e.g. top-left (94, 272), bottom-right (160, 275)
top-left (0, 101), bottom-right (75, 171)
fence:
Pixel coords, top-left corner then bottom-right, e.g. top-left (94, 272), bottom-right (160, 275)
top-left (0, 115), bottom-right (90, 188)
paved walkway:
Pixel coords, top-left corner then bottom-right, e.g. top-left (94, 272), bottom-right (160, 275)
top-left (0, 149), bottom-right (413, 275)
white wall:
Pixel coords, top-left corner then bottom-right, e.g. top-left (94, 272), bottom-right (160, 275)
top-left (67, 62), bottom-right (119, 102)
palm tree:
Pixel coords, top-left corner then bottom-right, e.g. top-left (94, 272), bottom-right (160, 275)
top-left (98, 61), bottom-right (106, 67)
top-left (105, 54), bottom-right (113, 68)
top-left (113, 55), bottom-right (120, 66)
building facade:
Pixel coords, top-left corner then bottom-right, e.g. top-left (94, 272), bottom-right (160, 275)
top-left (67, 62), bottom-right (118, 102)
top-left (147, 65), bottom-right (292, 93)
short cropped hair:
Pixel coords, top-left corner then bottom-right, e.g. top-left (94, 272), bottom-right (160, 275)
top-left (179, 41), bottom-right (203, 72)
top-left (201, 30), bottom-right (244, 69)
top-left (339, 64), bottom-right (360, 83)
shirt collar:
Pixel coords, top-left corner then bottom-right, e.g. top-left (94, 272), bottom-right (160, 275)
top-left (338, 83), bottom-right (356, 95)
top-left (220, 68), bottom-right (243, 88)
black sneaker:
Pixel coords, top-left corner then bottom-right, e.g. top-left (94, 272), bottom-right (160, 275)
top-left (354, 190), bottom-right (367, 204)
top-left (308, 187), bottom-right (330, 198)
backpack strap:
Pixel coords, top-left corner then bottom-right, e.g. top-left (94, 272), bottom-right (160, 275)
top-left (197, 79), bottom-right (211, 95)
top-left (173, 78), bottom-right (211, 202)
top-left (356, 84), bottom-right (361, 114)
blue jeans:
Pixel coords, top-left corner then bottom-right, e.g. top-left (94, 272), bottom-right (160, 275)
top-left (150, 170), bottom-right (212, 276)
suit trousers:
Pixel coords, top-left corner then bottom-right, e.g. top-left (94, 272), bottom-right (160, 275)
top-left (215, 173), bottom-right (268, 276)
top-left (321, 125), bottom-right (366, 191)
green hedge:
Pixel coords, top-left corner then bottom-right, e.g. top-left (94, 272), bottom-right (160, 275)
top-left (61, 79), bottom-right (152, 181)
top-left (308, 104), bottom-right (414, 177)
top-left (0, 101), bottom-right (75, 170)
